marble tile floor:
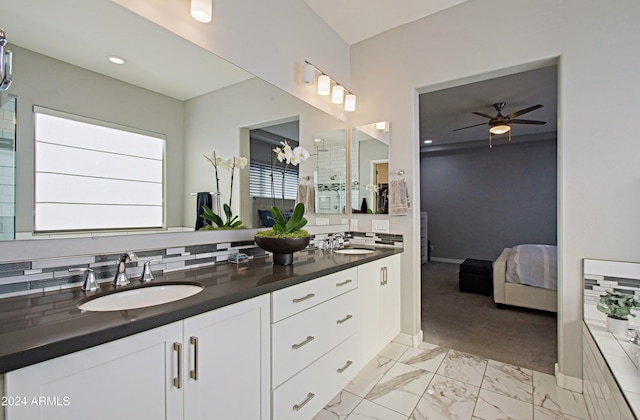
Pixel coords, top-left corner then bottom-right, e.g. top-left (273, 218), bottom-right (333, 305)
top-left (313, 340), bottom-right (590, 420)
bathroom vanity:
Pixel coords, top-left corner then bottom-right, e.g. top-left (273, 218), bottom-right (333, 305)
top-left (583, 259), bottom-right (640, 419)
top-left (0, 248), bottom-right (402, 420)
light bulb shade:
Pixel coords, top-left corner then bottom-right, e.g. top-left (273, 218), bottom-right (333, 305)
top-left (332, 85), bottom-right (344, 104)
top-left (344, 94), bottom-right (356, 112)
top-left (317, 75), bottom-right (330, 95)
top-left (191, 0), bottom-right (212, 23)
top-left (489, 124), bottom-right (511, 135)
top-left (302, 63), bottom-right (315, 85)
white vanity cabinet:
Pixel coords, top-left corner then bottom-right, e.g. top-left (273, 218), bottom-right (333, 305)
top-left (358, 254), bottom-right (401, 362)
top-left (270, 268), bottom-right (361, 420)
top-left (4, 294), bottom-right (270, 420)
top-left (5, 322), bottom-right (184, 420)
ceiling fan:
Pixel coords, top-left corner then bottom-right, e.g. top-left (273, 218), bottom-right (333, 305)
top-left (454, 102), bottom-right (546, 134)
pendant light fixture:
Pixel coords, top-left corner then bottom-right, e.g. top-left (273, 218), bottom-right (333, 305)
top-left (191, 0), bottom-right (212, 23)
top-left (344, 94), bottom-right (356, 112)
top-left (489, 125), bottom-right (511, 135)
top-left (317, 74), bottom-right (331, 96)
top-left (304, 60), bottom-right (356, 111)
top-left (332, 85), bottom-right (344, 104)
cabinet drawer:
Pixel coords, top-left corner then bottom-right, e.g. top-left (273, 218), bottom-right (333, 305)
top-left (272, 290), bottom-right (358, 387)
top-left (272, 334), bottom-right (359, 420)
top-left (271, 267), bottom-right (357, 322)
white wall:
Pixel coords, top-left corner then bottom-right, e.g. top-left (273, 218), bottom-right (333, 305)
top-left (183, 77), bottom-right (348, 228)
top-left (114, 0), bottom-right (351, 121)
top-left (350, 0), bottom-right (640, 381)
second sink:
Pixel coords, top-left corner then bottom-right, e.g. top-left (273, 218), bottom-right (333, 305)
top-left (78, 282), bottom-right (204, 312)
top-left (333, 248), bottom-right (375, 255)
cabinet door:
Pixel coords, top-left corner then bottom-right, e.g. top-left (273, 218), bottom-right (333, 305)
top-left (5, 322), bottom-right (183, 420)
top-left (378, 254), bottom-right (401, 348)
top-left (183, 294), bottom-right (270, 420)
top-left (357, 260), bottom-right (381, 363)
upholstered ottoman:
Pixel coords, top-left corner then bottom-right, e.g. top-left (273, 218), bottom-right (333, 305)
top-left (459, 259), bottom-right (492, 296)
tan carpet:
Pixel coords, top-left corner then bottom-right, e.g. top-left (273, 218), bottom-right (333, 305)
top-left (421, 261), bottom-right (557, 374)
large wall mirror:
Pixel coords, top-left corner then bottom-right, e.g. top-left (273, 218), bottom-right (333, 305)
top-left (351, 122), bottom-right (390, 214)
top-left (1, 0), bottom-right (347, 241)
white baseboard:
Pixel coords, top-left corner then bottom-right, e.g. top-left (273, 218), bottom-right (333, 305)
top-left (555, 363), bottom-right (582, 392)
top-left (393, 330), bottom-right (424, 348)
top-left (430, 257), bottom-right (465, 265)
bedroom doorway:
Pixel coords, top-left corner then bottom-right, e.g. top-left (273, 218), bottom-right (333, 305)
top-left (417, 62), bottom-right (558, 374)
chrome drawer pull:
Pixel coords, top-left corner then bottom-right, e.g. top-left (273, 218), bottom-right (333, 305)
top-left (293, 392), bottom-right (315, 411)
top-left (190, 336), bottom-right (199, 380)
top-left (292, 293), bottom-right (315, 303)
top-left (336, 314), bottom-right (353, 325)
top-left (336, 279), bottom-right (352, 287)
top-left (173, 342), bottom-right (182, 389)
top-left (292, 335), bottom-right (315, 349)
top-left (337, 360), bottom-right (353, 373)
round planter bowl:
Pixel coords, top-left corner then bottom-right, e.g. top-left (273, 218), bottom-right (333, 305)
top-left (255, 236), bottom-right (310, 265)
top-left (606, 316), bottom-right (629, 337)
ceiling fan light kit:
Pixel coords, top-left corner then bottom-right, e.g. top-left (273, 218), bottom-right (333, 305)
top-left (454, 102), bottom-right (546, 148)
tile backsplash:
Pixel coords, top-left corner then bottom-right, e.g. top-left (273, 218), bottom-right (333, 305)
top-left (0, 231), bottom-right (403, 299)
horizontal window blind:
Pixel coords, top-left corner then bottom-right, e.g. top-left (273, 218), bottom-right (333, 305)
top-left (249, 161), bottom-right (298, 200)
top-left (33, 106), bottom-right (165, 232)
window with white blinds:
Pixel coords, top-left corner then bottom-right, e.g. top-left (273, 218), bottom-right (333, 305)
top-left (33, 106), bottom-right (165, 233)
top-left (249, 161), bottom-right (298, 200)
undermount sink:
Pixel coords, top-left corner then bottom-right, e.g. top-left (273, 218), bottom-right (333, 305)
top-left (78, 282), bottom-right (204, 312)
top-left (333, 248), bottom-right (375, 255)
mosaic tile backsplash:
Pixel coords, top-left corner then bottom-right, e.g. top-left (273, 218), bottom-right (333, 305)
top-left (0, 232), bottom-right (403, 298)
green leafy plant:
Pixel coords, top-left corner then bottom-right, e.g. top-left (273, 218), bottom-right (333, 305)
top-left (597, 291), bottom-right (640, 320)
top-left (199, 151), bottom-right (247, 230)
top-left (200, 203), bottom-right (244, 230)
top-left (255, 203), bottom-right (309, 238)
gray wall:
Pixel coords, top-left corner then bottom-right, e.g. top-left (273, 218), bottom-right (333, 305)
top-left (420, 139), bottom-right (557, 261)
top-left (10, 45), bottom-right (185, 233)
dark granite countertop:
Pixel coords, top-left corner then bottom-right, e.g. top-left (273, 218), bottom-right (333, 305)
top-left (0, 247), bottom-right (402, 374)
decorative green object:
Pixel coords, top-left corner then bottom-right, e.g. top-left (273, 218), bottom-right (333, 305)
top-left (200, 152), bottom-right (247, 230)
top-left (255, 203), bottom-right (310, 265)
top-left (200, 203), bottom-right (245, 230)
top-left (255, 203), bottom-right (309, 238)
top-left (597, 291), bottom-right (640, 320)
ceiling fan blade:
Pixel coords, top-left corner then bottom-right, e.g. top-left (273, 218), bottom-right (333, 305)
top-left (453, 122), bottom-right (488, 131)
top-left (509, 119), bottom-right (547, 125)
top-left (506, 104), bottom-right (543, 119)
top-left (472, 111), bottom-right (496, 119)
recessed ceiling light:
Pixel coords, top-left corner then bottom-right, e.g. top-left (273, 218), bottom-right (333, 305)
top-left (423, 139), bottom-right (433, 144)
top-left (107, 56), bottom-right (125, 65)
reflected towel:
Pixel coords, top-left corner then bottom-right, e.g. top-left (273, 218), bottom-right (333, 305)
top-left (296, 184), bottom-right (315, 213)
top-left (389, 179), bottom-right (410, 216)
top-left (195, 192), bottom-right (213, 230)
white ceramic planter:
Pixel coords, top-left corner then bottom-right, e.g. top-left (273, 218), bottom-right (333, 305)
top-left (606, 316), bottom-right (629, 337)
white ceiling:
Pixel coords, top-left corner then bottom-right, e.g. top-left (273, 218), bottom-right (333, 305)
top-left (1, 0), bottom-right (252, 101)
top-left (303, 0), bottom-right (468, 45)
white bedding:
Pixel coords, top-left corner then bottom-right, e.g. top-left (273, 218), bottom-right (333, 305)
top-left (506, 244), bottom-right (557, 290)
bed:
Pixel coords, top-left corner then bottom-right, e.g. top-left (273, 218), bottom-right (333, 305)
top-left (493, 244), bottom-right (558, 312)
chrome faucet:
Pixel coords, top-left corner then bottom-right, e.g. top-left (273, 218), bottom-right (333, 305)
top-left (140, 259), bottom-right (159, 283)
top-left (113, 252), bottom-right (139, 287)
top-left (330, 233), bottom-right (344, 250)
top-left (629, 329), bottom-right (640, 346)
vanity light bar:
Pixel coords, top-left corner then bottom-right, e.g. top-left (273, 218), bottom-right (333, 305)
top-left (303, 60), bottom-right (356, 112)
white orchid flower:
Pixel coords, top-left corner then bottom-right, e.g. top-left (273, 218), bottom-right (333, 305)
top-left (219, 158), bottom-right (233, 171)
top-left (366, 183), bottom-right (380, 194)
top-left (293, 146), bottom-right (310, 163)
top-left (283, 145), bottom-right (294, 164)
top-left (234, 156), bottom-right (248, 169)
